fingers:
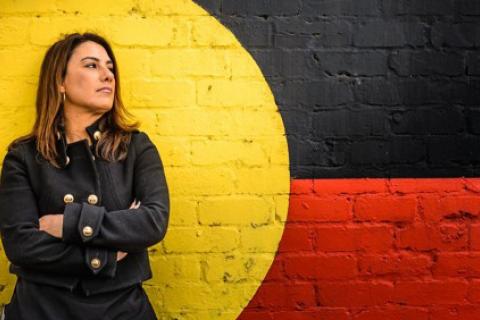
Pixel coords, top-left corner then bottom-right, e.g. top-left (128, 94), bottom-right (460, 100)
top-left (129, 199), bottom-right (141, 209)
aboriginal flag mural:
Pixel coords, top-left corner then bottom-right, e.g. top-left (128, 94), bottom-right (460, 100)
top-left (1, 0), bottom-right (480, 319)
top-left (191, 0), bottom-right (480, 319)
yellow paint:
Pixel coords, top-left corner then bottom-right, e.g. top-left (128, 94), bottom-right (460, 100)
top-left (0, 1), bottom-right (289, 318)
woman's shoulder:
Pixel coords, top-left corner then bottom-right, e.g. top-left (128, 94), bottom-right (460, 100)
top-left (128, 130), bottom-right (159, 157)
top-left (6, 136), bottom-right (35, 155)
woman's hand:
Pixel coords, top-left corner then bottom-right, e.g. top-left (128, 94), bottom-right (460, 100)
top-left (117, 199), bottom-right (142, 261)
top-left (39, 214), bottom-right (63, 239)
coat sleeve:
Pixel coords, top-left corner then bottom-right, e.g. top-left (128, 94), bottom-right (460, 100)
top-left (0, 143), bottom-right (118, 278)
top-left (62, 132), bottom-right (170, 253)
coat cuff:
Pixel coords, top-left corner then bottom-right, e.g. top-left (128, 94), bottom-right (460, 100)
top-left (62, 202), bottom-right (82, 243)
top-left (85, 246), bottom-right (117, 278)
top-left (77, 203), bottom-right (105, 243)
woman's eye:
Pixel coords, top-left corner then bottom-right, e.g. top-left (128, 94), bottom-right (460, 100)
top-left (86, 63), bottom-right (96, 68)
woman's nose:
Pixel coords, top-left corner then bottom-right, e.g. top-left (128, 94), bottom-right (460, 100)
top-left (101, 66), bottom-right (114, 82)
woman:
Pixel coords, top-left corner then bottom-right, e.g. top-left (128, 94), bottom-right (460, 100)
top-left (0, 32), bottom-right (169, 319)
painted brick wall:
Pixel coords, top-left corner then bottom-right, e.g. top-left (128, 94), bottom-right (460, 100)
top-left (2, 0), bottom-right (480, 319)
top-left (0, 1), bottom-right (290, 319)
top-left (192, 0), bottom-right (480, 319)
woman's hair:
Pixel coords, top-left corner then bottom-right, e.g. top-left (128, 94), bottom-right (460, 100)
top-left (8, 32), bottom-right (139, 167)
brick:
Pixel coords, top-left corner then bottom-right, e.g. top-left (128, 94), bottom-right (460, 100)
top-left (126, 79), bottom-right (195, 107)
top-left (291, 179), bottom-right (314, 194)
top-left (0, 78), bottom-right (37, 108)
top-left (203, 253), bottom-right (276, 283)
top-left (393, 280), bottom-right (468, 305)
top-left (240, 225), bottom-right (285, 253)
top-left (396, 223), bottom-right (468, 251)
top-left (289, 195), bottom-right (352, 222)
top-left (350, 139), bottom-right (389, 165)
top-left (421, 195), bottom-right (480, 222)
top-left (388, 137), bottom-right (426, 165)
top-left (427, 136), bottom-right (479, 165)
top-left (248, 283), bottom-right (316, 309)
top-left (354, 21), bottom-right (426, 47)
top-left (358, 253), bottom-right (432, 276)
top-left (168, 197), bottom-right (197, 226)
top-left (315, 224), bottom-right (394, 252)
top-left (467, 109), bottom-right (480, 134)
top-left (317, 281), bottom-right (394, 307)
top-left (277, 80), bottom-right (354, 106)
top-left (383, 0), bottom-right (455, 16)
top-left (283, 254), bottom-right (357, 280)
top-left (302, 0), bottom-right (380, 16)
top-left (434, 253), bottom-right (480, 277)
top-left (53, 0), bottom-right (133, 15)
top-left (277, 225), bottom-right (314, 252)
top-left (107, 16), bottom-right (189, 47)
top-left (465, 178), bottom-right (480, 193)
top-left (137, 0), bottom-right (215, 16)
top-left (467, 52), bottom-right (480, 75)
top-left (221, 0), bottom-right (301, 16)
top-left (274, 19), bottom-right (352, 48)
top-left (197, 79), bottom-right (273, 107)
top-left (354, 194), bottom-right (417, 222)
top-left (470, 223), bottom-right (480, 250)
top-left (191, 139), bottom-right (270, 166)
top-left (163, 227), bottom-right (239, 253)
top-left (151, 255), bottom-right (201, 284)
top-left (352, 307), bottom-right (429, 320)
top-left (458, 0), bottom-right (480, 15)
top-left (0, 49), bottom-right (43, 77)
top-left (312, 109), bottom-right (386, 137)
top-left (430, 305), bottom-right (480, 320)
top-left (391, 107), bottom-right (464, 135)
top-left (432, 22), bottom-right (480, 48)
top-left (389, 178), bottom-right (464, 193)
top-left (250, 49), bottom-right (316, 79)
top-left (151, 49), bottom-right (229, 77)
top-left (390, 51), bottom-right (464, 76)
top-left (272, 309), bottom-right (350, 320)
top-left (313, 51), bottom-right (388, 76)
top-left (164, 284), bottom-right (248, 311)
top-left (213, 17), bottom-right (272, 48)
top-left (468, 279), bottom-right (480, 303)
top-left (0, 0), bottom-right (56, 13)
top-left (354, 79), bottom-right (450, 106)
top-left (0, 18), bottom-right (29, 46)
top-left (198, 196), bottom-right (272, 226)
top-left (314, 178), bottom-right (388, 195)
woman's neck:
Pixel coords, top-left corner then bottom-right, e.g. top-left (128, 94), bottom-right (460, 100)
top-left (63, 110), bottom-right (102, 145)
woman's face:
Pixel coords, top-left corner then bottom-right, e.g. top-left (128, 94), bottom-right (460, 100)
top-left (60, 40), bottom-right (115, 114)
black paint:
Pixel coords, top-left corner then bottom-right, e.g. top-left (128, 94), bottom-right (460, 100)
top-left (193, 0), bottom-right (480, 178)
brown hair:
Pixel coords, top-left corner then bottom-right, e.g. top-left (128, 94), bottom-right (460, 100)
top-left (8, 32), bottom-right (139, 167)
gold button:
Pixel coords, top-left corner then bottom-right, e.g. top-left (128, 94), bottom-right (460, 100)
top-left (88, 194), bottom-right (98, 205)
top-left (63, 193), bottom-right (74, 203)
top-left (93, 131), bottom-right (101, 141)
top-left (90, 258), bottom-right (101, 269)
top-left (65, 156), bottom-right (70, 165)
top-left (82, 226), bottom-right (93, 237)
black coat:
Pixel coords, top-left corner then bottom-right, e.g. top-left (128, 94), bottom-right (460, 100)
top-left (0, 117), bottom-right (169, 296)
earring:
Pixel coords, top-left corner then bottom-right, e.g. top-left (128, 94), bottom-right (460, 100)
top-left (62, 92), bottom-right (66, 103)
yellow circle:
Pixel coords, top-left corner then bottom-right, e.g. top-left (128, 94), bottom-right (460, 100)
top-left (0, 1), bottom-right (289, 319)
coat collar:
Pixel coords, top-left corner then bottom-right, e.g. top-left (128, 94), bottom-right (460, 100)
top-left (56, 116), bottom-right (105, 167)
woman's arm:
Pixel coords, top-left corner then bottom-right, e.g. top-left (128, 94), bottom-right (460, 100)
top-left (62, 132), bottom-right (170, 253)
top-left (0, 143), bottom-right (118, 278)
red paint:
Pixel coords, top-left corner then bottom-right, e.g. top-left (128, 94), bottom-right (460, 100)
top-left (237, 178), bottom-right (480, 319)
